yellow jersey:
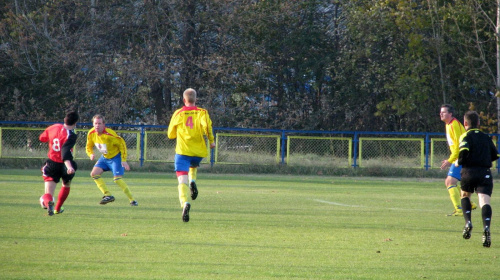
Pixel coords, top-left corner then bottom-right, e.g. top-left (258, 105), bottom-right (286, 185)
top-left (167, 106), bottom-right (214, 157)
top-left (445, 117), bottom-right (466, 164)
top-left (86, 127), bottom-right (128, 161)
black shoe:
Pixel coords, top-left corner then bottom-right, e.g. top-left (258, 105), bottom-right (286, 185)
top-left (483, 227), bottom-right (491, 248)
top-left (182, 202), bottom-right (191, 222)
top-left (47, 201), bottom-right (54, 216)
top-left (130, 200), bottom-right (138, 206)
top-left (100, 196), bottom-right (115, 205)
top-left (190, 181), bottom-right (198, 200)
top-left (463, 221), bottom-right (473, 239)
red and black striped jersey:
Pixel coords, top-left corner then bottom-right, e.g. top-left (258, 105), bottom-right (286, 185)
top-left (39, 124), bottom-right (78, 163)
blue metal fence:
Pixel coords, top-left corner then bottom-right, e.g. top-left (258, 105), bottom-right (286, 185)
top-left (1, 121), bottom-right (499, 173)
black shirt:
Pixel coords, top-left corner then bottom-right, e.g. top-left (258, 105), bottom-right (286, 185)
top-left (457, 129), bottom-right (499, 168)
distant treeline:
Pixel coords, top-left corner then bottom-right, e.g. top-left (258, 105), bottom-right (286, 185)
top-left (0, 0), bottom-right (498, 133)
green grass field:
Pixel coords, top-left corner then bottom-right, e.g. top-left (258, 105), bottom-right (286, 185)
top-left (0, 169), bottom-right (499, 279)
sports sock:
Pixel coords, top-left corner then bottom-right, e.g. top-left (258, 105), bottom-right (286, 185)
top-left (189, 167), bottom-right (197, 183)
top-left (178, 183), bottom-right (189, 208)
top-left (114, 178), bottom-right (134, 201)
top-left (447, 185), bottom-right (462, 211)
top-left (92, 175), bottom-right (112, 196)
top-left (482, 204), bottom-right (492, 229)
top-left (55, 186), bottom-right (70, 211)
top-left (461, 197), bottom-right (472, 223)
top-left (471, 201), bottom-right (477, 209)
top-left (42, 193), bottom-right (53, 208)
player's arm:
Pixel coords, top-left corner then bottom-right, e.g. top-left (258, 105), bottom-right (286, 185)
top-left (116, 137), bottom-right (130, 171)
top-left (62, 132), bottom-right (77, 174)
top-left (61, 132), bottom-right (77, 161)
top-left (117, 136), bottom-right (128, 163)
top-left (86, 130), bottom-right (95, 160)
top-left (447, 122), bottom-right (462, 163)
top-left (64, 160), bottom-right (75, 174)
top-left (489, 138), bottom-right (500, 162)
top-left (39, 129), bottom-right (49, 143)
top-left (457, 134), bottom-right (469, 166)
top-left (204, 111), bottom-right (215, 148)
top-left (167, 111), bottom-right (179, 139)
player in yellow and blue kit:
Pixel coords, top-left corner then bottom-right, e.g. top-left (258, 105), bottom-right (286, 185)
top-left (86, 114), bottom-right (138, 206)
top-left (439, 104), bottom-right (476, 216)
top-left (168, 88), bottom-right (215, 222)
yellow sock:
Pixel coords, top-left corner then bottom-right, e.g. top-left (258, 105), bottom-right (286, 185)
top-left (178, 183), bottom-right (189, 208)
top-left (189, 167), bottom-right (197, 182)
top-left (447, 185), bottom-right (462, 211)
top-left (471, 201), bottom-right (477, 210)
top-left (114, 178), bottom-right (134, 201)
top-left (92, 175), bottom-right (111, 196)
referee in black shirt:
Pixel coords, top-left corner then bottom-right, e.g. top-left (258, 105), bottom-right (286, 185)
top-left (458, 111), bottom-right (500, 247)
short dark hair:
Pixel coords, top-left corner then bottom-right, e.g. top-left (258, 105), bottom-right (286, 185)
top-left (441, 104), bottom-right (454, 116)
top-left (464, 111), bottom-right (479, 129)
top-left (64, 111), bottom-right (79, 126)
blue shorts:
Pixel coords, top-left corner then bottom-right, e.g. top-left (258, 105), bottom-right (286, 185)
top-left (174, 154), bottom-right (203, 172)
top-left (447, 164), bottom-right (462, 180)
top-left (95, 153), bottom-right (124, 177)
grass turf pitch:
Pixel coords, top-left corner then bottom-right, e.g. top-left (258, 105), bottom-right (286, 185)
top-left (0, 169), bottom-right (499, 279)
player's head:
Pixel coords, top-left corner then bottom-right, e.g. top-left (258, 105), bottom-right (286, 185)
top-left (464, 111), bottom-right (479, 129)
top-left (440, 104), bottom-right (454, 122)
top-left (92, 114), bottom-right (105, 133)
top-left (64, 111), bottom-right (79, 126)
top-left (92, 114), bottom-right (105, 124)
top-left (183, 88), bottom-right (197, 105)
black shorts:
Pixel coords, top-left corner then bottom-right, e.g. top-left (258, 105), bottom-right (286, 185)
top-left (460, 167), bottom-right (493, 196)
top-left (41, 159), bottom-right (77, 184)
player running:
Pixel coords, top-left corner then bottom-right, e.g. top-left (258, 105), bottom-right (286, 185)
top-left (39, 111), bottom-right (79, 216)
top-left (167, 88), bottom-right (215, 222)
top-left (458, 111), bottom-right (499, 247)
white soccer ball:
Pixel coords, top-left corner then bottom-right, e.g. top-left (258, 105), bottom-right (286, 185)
top-left (39, 196), bottom-right (54, 209)
top-left (39, 196), bottom-right (46, 209)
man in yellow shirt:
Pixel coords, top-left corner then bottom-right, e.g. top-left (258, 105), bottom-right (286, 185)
top-left (439, 104), bottom-right (476, 216)
top-left (168, 88), bottom-right (215, 222)
top-left (86, 114), bottom-right (138, 206)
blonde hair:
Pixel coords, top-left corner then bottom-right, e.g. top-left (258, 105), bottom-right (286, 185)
top-left (183, 88), bottom-right (197, 104)
top-left (92, 114), bottom-right (105, 123)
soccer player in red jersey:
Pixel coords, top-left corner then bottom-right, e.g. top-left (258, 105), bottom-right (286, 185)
top-left (39, 111), bottom-right (79, 216)
top-left (168, 88), bottom-right (215, 222)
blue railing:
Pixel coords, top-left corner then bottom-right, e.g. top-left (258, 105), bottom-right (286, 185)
top-left (2, 121), bottom-right (499, 173)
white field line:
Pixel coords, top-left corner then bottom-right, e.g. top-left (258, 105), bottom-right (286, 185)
top-left (314, 199), bottom-right (365, 208)
top-left (313, 199), bottom-right (436, 212)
